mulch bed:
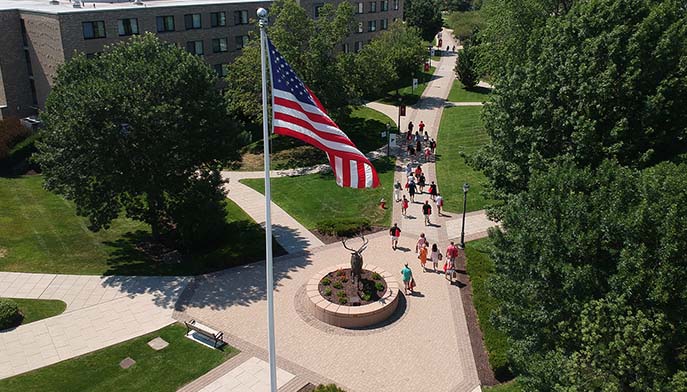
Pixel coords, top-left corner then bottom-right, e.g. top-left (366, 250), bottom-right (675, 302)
top-left (318, 268), bottom-right (387, 306)
top-left (312, 226), bottom-right (386, 245)
top-left (454, 249), bottom-right (500, 387)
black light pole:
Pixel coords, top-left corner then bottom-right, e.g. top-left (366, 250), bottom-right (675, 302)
top-left (386, 123), bottom-right (391, 157)
top-left (397, 96), bottom-right (402, 135)
top-left (459, 182), bottom-right (470, 249)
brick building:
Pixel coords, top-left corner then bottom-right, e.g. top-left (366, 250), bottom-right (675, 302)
top-left (0, 0), bottom-right (403, 119)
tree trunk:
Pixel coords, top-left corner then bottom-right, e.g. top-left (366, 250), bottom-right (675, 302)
top-left (147, 193), bottom-right (163, 241)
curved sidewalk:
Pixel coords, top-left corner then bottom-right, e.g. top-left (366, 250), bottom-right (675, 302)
top-left (0, 272), bottom-right (188, 379)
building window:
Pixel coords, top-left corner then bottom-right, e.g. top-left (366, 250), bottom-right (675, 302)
top-left (156, 16), bottom-right (175, 32)
top-left (393, 0), bottom-right (399, 10)
top-left (235, 35), bottom-right (249, 50)
top-left (234, 10), bottom-right (248, 25)
top-left (118, 18), bottom-right (139, 36)
top-left (369, 1), bottom-right (377, 12)
top-left (381, 0), bottom-right (389, 11)
top-left (186, 40), bottom-right (204, 55)
top-left (211, 11), bottom-right (226, 27)
top-left (368, 20), bottom-right (377, 32)
top-left (381, 18), bottom-right (388, 30)
top-left (357, 2), bottom-right (364, 13)
top-left (314, 3), bottom-right (324, 18)
top-left (212, 38), bottom-right (228, 53)
top-left (82, 21), bottom-right (106, 40)
top-left (214, 63), bottom-right (229, 77)
top-left (184, 13), bottom-right (202, 30)
top-left (357, 22), bottom-right (363, 33)
top-left (342, 43), bottom-right (349, 53)
top-left (355, 41), bottom-right (363, 53)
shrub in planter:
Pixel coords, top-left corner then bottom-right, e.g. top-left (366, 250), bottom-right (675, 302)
top-left (375, 282), bottom-right (384, 291)
top-left (314, 384), bottom-right (346, 392)
top-left (333, 280), bottom-right (343, 289)
top-left (371, 272), bottom-right (382, 280)
top-left (0, 298), bottom-right (22, 329)
top-left (338, 296), bottom-right (348, 305)
top-left (324, 287), bottom-right (332, 296)
top-left (321, 277), bottom-right (331, 286)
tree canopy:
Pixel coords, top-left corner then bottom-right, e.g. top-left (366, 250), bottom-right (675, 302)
top-left (35, 33), bottom-right (235, 249)
top-left (355, 22), bottom-right (428, 98)
top-left (404, 0), bottom-right (444, 41)
top-left (474, 0), bottom-right (687, 206)
top-left (225, 0), bottom-right (356, 125)
top-left (489, 159), bottom-right (687, 391)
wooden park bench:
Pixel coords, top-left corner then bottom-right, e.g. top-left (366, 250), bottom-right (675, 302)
top-left (184, 319), bottom-right (225, 348)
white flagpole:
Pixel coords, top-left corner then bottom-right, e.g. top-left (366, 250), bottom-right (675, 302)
top-left (258, 7), bottom-right (278, 392)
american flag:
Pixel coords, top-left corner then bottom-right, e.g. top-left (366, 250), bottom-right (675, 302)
top-left (267, 38), bottom-right (380, 188)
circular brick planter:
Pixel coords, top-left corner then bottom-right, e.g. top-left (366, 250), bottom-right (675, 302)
top-left (306, 263), bottom-right (400, 329)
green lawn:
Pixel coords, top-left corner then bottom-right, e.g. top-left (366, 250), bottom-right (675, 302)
top-left (3, 298), bottom-right (66, 325)
top-left (445, 11), bottom-right (486, 42)
top-left (0, 175), bottom-right (284, 275)
top-left (0, 323), bottom-right (238, 392)
top-left (236, 106), bottom-right (395, 171)
top-left (436, 106), bottom-right (491, 213)
top-left (447, 80), bottom-right (492, 102)
top-left (377, 66), bottom-right (436, 106)
top-left (465, 238), bottom-right (512, 381)
top-left (241, 158), bottom-right (395, 230)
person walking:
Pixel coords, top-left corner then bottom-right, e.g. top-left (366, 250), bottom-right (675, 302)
top-left (430, 138), bottom-right (436, 154)
top-left (402, 195), bottom-right (409, 217)
top-left (418, 120), bottom-right (425, 134)
top-left (419, 242), bottom-right (429, 271)
top-left (407, 121), bottom-right (414, 135)
top-left (428, 181), bottom-right (438, 201)
top-left (416, 139), bottom-right (422, 156)
top-left (435, 193), bottom-right (444, 216)
top-left (414, 164), bottom-right (423, 180)
top-left (422, 200), bottom-right (432, 226)
top-left (401, 263), bottom-right (413, 295)
top-left (423, 131), bottom-right (429, 143)
top-left (452, 45), bottom-right (455, 52)
top-left (408, 180), bottom-right (417, 203)
top-left (424, 146), bottom-right (432, 162)
top-left (430, 243), bottom-right (441, 272)
top-left (405, 162), bottom-right (413, 177)
top-left (416, 233), bottom-right (427, 253)
top-left (393, 180), bottom-right (402, 202)
top-left (418, 173), bottom-right (426, 194)
top-left (389, 223), bottom-right (401, 250)
top-left (445, 241), bottom-right (459, 282)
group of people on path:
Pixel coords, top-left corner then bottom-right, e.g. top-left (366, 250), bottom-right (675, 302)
top-left (393, 162), bottom-right (444, 225)
top-left (393, 227), bottom-right (463, 294)
top-left (405, 121), bottom-right (437, 163)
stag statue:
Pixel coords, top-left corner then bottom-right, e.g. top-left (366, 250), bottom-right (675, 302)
top-left (342, 235), bottom-right (369, 290)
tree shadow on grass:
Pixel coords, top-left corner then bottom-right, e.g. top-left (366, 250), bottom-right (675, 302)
top-left (101, 224), bottom-right (311, 311)
top-left (174, 225), bottom-right (313, 311)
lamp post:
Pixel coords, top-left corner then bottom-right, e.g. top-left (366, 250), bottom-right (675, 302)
top-left (386, 123), bottom-right (391, 157)
top-left (459, 182), bottom-right (469, 249)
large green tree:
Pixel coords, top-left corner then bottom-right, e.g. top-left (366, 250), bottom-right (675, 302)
top-left (35, 34), bottom-right (235, 249)
top-left (225, 0), bottom-right (356, 125)
top-left (355, 22), bottom-right (428, 98)
top-left (404, 0), bottom-right (444, 41)
top-left (474, 0), bottom-right (687, 207)
top-left (488, 159), bottom-right (687, 391)
top-left (478, 0), bottom-right (577, 79)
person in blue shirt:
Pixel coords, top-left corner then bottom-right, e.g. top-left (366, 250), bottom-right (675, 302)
top-left (401, 263), bottom-right (413, 294)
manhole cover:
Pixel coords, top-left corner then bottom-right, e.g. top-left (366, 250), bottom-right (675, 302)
top-left (119, 357), bottom-right (136, 369)
top-left (147, 337), bottom-right (169, 351)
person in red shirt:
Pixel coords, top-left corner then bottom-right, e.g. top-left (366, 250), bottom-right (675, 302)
top-left (445, 241), bottom-right (459, 282)
top-left (418, 120), bottom-right (425, 134)
top-left (402, 196), bottom-right (409, 217)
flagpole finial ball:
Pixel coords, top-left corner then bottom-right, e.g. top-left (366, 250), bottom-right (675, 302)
top-left (257, 8), bottom-right (268, 18)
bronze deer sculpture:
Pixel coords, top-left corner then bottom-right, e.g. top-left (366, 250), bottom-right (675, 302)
top-left (342, 235), bottom-right (369, 290)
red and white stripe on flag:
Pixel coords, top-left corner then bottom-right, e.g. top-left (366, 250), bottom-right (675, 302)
top-left (267, 38), bottom-right (380, 188)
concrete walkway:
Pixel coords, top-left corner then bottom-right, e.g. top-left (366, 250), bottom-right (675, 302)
top-left (0, 272), bottom-right (188, 379)
top-left (366, 29), bottom-right (498, 245)
top-left (221, 170), bottom-right (325, 254)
